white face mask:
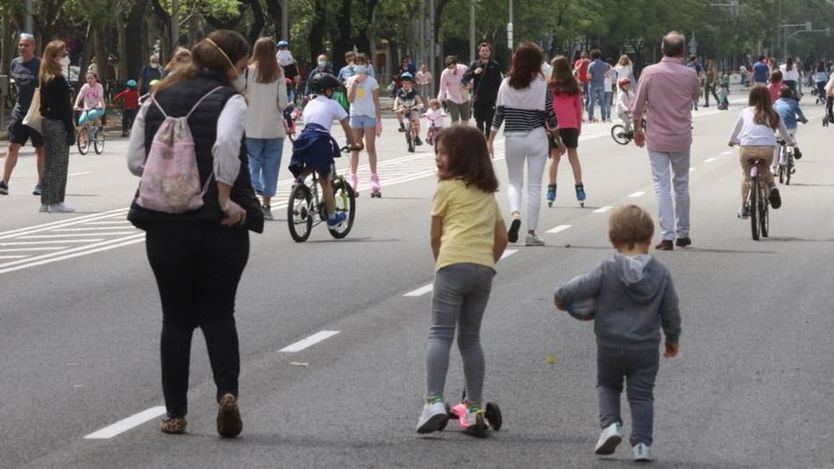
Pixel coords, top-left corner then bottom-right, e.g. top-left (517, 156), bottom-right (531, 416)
top-left (354, 65), bottom-right (367, 75)
top-left (59, 56), bottom-right (70, 69)
top-left (233, 74), bottom-right (245, 92)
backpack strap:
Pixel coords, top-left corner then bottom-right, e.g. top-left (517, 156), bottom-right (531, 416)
top-left (185, 86), bottom-right (226, 119)
top-left (149, 95), bottom-right (169, 119)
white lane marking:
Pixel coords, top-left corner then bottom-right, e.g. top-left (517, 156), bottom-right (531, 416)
top-left (705, 158), bottom-right (716, 163)
top-left (0, 239), bottom-right (104, 245)
top-left (0, 255), bottom-right (27, 259)
top-left (279, 330), bottom-right (340, 353)
top-left (547, 224), bottom-right (572, 234)
top-left (500, 249), bottom-right (518, 260)
top-left (22, 233), bottom-right (137, 239)
top-left (720, 150), bottom-right (733, 156)
top-left (68, 171), bottom-right (93, 177)
top-left (0, 208), bottom-right (128, 239)
top-left (593, 206), bottom-right (613, 213)
top-left (404, 283), bottom-right (434, 297)
top-left (85, 221), bottom-right (133, 226)
top-left (690, 167), bottom-right (697, 172)
top-left (628, 191), bottom-right (645, 198)
top-left (0, 234), bottom-right (145, 275)
top-left (54, 227), bottom-right (139, 232)
top-left (84, 406), bottom-right (167, 439)
top-left (0, 247), bottom-right (67, 252)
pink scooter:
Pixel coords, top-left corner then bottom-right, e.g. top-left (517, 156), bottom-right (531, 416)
top-left (438, 391), bottom-right (503, 434)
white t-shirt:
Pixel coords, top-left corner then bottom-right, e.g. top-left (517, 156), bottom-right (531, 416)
top-left (603, 68), bottom-right (614, 89)
top-left (303, 95), bottom-right (348, 132)
top-left (779, 64), bottom-right (799, 82)
top-left (424, 108), bottom-right (447, 128)
top-left (276, 50), bottom-right (295, 67)
top-left (728, 107), bottom-right (795, 147)
top-left (347, 75), bottom-right (379, 117)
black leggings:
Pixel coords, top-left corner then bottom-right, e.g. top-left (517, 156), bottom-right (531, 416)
top-left (145, 222), bottom-right (250, 418)
top-left (473, 103), bottom-right (496, 139)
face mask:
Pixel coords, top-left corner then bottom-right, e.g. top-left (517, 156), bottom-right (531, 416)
top-left (318, 61), bottom-right (327, 68)
top-left (59, 56), bottom-right (70, 69)
top-left (354, 65), bottom-right (367, 75)
top-left (233, 74), bottom-right (245, 92)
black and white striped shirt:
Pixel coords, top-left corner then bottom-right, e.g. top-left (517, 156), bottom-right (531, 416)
top-left (492, 75), bottom-right (558, 133)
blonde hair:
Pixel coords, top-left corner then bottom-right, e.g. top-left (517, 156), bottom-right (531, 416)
top-left (39, 40), bottom-right (65, 85)
top-left (609, 205), bottom-right (654, 249)
top-left (428, 98), bottom-right (440, 108)
top-left (617, 55), bottom-right (632, 67)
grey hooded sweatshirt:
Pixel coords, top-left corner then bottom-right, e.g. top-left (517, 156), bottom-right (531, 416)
top-left (554, 254), bottom-right (681, 349)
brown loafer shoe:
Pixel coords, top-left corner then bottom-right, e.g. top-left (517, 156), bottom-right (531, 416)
top-left (675, 237), bottom-right (692, 248)
top-left (655, 240), bottom-right (674, 251)
top-left (217, 393), bottom-right (243, 438)
top-left (161, 417), bottom-right (187, 434)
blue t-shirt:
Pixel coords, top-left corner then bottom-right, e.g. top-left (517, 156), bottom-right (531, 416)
top-left (10, 56), bottom-right (40, 120)
top-left (588, 60), bottom-right (610, 87)
top-left (753, 61), bottom-right (770, 83)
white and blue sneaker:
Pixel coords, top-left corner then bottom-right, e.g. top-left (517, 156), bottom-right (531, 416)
top-left (632, 442), bottom-right (653, 462)
top-left (416, 398), bottom-right (448, 434)
top-left (594, 422), bottom-right (623, 455)
top-left (327, 211), bottom-right (347, 228)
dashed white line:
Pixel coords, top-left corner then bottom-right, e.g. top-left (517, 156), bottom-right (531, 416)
top-left (0, 209), bottom-right (128, 239)
top-left (0, 247), bottom-right (67, 252)
top-left (720, 150), bottom-right (733, 156)
top-left (0, 255), bottom-right (27, 259)
top-left (0, 234), bottom-right (145, 275)
top-left (279, 330), bottom-right (341, 353)
top-left (21, 233), bottom-right (137, 239)
top-left (404, 283), bottom-right (434, 297)
top-left (705, 158), bottom-right (716, 163)
top-left (628, 191), bottom-right (646, 198)
top-left (84, 406), bottom-right (167, 439)
top-left (68, 171), bottom-right (93, 177)
top-left (690, 167), bottom-right (697, 172)
top-left (593, 206), bottom-right (613, 213)
top-left (0, 239), bottom-right (104, 245)
top-left (54, 227), bottom-right (138, 232)
top-left (546, 224), bottom-right (572, 234)
top-left (85, 221), bottom-right (133, 226)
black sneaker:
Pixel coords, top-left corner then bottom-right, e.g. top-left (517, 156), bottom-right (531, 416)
top-left (769, 187), bottom-right (782, 209)
top-left (507, 217), bottom-right (521, 243)
top-left (675, 237), bottom-right (692, 248)
top-left (0, 180), bottom-right (8, 195)
top-left (398, 125), bottom-right (406, 132)
top-left (415, 137), bottom-right (423, 146)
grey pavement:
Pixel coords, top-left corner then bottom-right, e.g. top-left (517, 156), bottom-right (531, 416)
top-left (1, 96), bottom-right (833, 468)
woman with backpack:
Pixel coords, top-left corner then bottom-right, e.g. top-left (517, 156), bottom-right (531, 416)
top-left (126, 30), bottom-right (263, 438)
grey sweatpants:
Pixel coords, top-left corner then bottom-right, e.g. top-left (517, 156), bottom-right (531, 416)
top-left (425, 263), bottom-right (494, 403)
top-left (597, 345), bottom-right (660, 446)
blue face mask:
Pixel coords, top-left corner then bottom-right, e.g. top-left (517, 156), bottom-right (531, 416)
top-left (354, 65), bottom-right (367, 75)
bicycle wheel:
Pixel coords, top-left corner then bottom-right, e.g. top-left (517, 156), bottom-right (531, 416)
top-left (749, 177), bottom-right (760, 241)
top-left (287, 183), bottom-right (313, 242)
top-left (94, 127), bottom-right (105, 154)
top-left (759, 184), bottom-right (769, 238)
top-left (328, 178), bottom-right (356, 239)
top-left (785, 156), bottom-right (792, 185)
top-left (406, 125), bottom-right (415, 153)
top-left (610, 125), bottom-right (629, 145)
top-left (77, 127), bottom-right (90, 155)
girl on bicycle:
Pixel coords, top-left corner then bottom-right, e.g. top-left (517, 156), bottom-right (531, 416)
top-left (416, 125), bottom-right (507, 436)
top-left (74, 71), bottom-right (105, 126)
top-left (728, 86), bottom-right (795, 220)
top-left (546, 56), bottom-right (584, 207)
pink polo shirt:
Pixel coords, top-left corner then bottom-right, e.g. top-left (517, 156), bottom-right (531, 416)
top-left (631, 56), bottom-right (701, 152)
top-left (437, 64), bottom-right (469, 105)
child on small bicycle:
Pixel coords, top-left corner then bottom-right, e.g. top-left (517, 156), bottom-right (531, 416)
top-left (553, 205), bottom-right (681, 463)
top-left (394, 72), bottom-right (424, 145)
top-left (423, 99), bottom-right (446, 145)
top-left (114, 79), bottom-right (139, 137)
top-left (728, 86), bottom-right (795, 219)
top-left (717, 82), bottom-right (730, 110)
top-left (772, 85), bottom-right (807, 174)
top-left (615, 77), bottom-right (635, 136)
top-left (74, 71), bottom-right (105, 127)
top-left (417, 125), bottom-right (507, 437)
top-left (289, 73), bottom-right (361, 228)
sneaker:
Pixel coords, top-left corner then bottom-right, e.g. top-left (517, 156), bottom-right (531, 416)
top-left (349, 173), bottom-right (359, 195)
top-left (398, 124), bottom-right (406, 132)
top-left (415, 136), bottom-right (423, 146)
top-left (262, 205), bottom-right (274, 221)
top-left (769, 187), bottom-right (782, 209)
top-left (546, 184), bottom-right (556, 205)
top-left (525, 234), bottom-right (545, 246)
top-left (594, 422), bottom-right (624, 455)
top-left (575, 183), bottom-right (587, 202)
top-left (32, 183), bottom-right (42, 196)
top-left (39, 204), bottom-right (49, 212)
top-left (625, 130), bottom-right (634, 140)
top-left (416, 398), bottom-right (448, 434)
top-left (675, 237), bottom-right (692, 248)
top-left (507, 213), bottom-right (521, 243)
top-left (459, 402), bottom-right (486, 437)
top-left (738, 204), bottom-right (750, 219)
top-left (160, 417), bottom-right (187, 434)
top-left (632, 442), bottom-right (653, 462)
top-left (655, 240), bottom-right (673, 251)
top-left (48, 203), bottom-right (75, 213)
top-left (0, 180), bottom-right (8, 195)
top-left (216, 393), bottom-right (242, 438)
top-left (327, 211), bottom-right (347, 228)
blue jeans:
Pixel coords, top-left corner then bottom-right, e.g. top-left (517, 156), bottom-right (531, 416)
top-left (246, 137), bottom-right (285, 199)
top-left (79, 108), bottom-right (105, 125)
top-left (604, 91), bottom-right (613, 120)
top-left (588, 85), bottom-right (606, 120)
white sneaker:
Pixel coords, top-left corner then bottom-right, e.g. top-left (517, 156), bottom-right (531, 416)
top-left (459, 403), bottom-right (486, 436)
top-left (594, 422), bottom-right (623, 455)
top-left (48, 203), bottom-right (75, 213)
top-left (416, 400), bottom-right (448, 434)
top-left (632, 442), bottom-right (653, 462)
top-left (39, 204), bottom-right (49, 212)
top-left (525, 234), bottom-right (545, 246)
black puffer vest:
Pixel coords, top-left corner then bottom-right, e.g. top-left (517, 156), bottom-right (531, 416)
top-left (128, 72), bottom-right (264, 233)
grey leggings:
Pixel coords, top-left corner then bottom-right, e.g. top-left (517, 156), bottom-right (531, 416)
top-left (597, 346), bottom-right (660, 446)
top-left (425, 263), bottom-right (494, 403)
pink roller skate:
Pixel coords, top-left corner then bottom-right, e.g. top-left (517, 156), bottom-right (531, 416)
top-left (349, 173), bottom-right (359, 197)
top-left (370, 173), bottom-right (381, 198)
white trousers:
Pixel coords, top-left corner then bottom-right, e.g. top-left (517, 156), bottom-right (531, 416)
top-left (504, 127), bottom-right (549, 232)
top-left (649, 150), bottom-right (691, 241)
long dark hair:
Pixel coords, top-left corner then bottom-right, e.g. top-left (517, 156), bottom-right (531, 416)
top-left (508, 42), bottom-right (543, 89)
top-left (548, 56), bottom-right (579, 96)
top-left (154, 30), bottom-right (250, 93)
top-left (251, 37), bottom-right (282, 84)
top-left (436, 126), bottom-right (498, 193)
top-left (749, 86), bottom-right (780, 130)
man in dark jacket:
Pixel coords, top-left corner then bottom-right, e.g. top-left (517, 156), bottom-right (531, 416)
top-left (464, 42), bottom-right (502, 138)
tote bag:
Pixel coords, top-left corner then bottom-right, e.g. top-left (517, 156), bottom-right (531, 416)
top-left (22, 88), bottom-right (42, 134)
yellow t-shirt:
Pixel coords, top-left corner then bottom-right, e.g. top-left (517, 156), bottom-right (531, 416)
top-left (432, 179), bottom-right (504, 271)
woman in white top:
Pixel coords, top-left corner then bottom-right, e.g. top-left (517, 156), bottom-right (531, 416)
top-left (779, 56), bottom-right (800, 95)
top-left (346, 53), bottom-right (382, 193)
top-left (244, 37), bottom-right (288, 220)
top-left (728, 86), bottom-right (795, 219)
top-left (613, 55), bottom-right (634, 99)
top-left (488, 42), bottom-right (563, 246)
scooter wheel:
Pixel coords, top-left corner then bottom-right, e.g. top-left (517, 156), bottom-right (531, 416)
top-left (485, 402), bottom-right (502, 431)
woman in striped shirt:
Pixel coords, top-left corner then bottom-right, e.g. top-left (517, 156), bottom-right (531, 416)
top-left (488, 43), bottom-right (564, 246)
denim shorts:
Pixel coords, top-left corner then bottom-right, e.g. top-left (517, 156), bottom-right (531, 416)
top-left (350, 115), bottom-right (377, 129)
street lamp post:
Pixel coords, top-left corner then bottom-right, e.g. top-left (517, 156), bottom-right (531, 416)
top-left (507, 0), bottom-right (513, 52)
top-left (281, 0), bottom-right (289, 41)
top-left (469, 0), bottom-right (476, 64)
top-left (24, 0), bottom-right (33, 33)
top-left (171, 0), bottom-right (179, 50)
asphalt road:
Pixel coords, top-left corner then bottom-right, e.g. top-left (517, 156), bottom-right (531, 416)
top-left (1, 95), bottom-right (833, 469)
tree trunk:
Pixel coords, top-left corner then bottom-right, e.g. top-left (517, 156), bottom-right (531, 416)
top-left (95, 23), bottom-right (107, 81)
top-left (125, 0), bottom-right (149, 80)
top-left (332, 0), bottom-right (353, 70)
top-left (308, 0), bottom-right (326, 64)
top-left (263, 0), bottom-right (282, 38)
top-left (247, 0), bottom-right (265, 45)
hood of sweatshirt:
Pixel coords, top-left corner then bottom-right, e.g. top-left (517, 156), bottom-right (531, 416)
top-left (613, 254), bottom-right (665, 304)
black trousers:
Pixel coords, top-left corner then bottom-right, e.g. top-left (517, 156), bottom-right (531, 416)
top-left (704, 83), bottom-right (719, 106)
top-left (145, 222), bottom-right (250, 418)
top-left (473, 102), bottom-right (496, 139)
top-left (122, 108), bottom-right (137, 134)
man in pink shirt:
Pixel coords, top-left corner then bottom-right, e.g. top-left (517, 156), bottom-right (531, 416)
top-left (632, 31), bottom-right (701, 251)
top-left (437, 55), bottom-right (470, 124)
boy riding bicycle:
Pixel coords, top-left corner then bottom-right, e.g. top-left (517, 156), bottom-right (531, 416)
top-left (394, 72), bottom-right (425, 145)
top-left (289, 73), bottom-right (361, 228)
top-left (772, 86), bottom-right (807, 174)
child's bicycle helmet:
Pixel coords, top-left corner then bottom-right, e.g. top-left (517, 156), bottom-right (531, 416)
top-left (126, 79), bottom-right (137, 89)
top-left (617, 77), bottom-right (631, 87)
top-left (309, 73), bottom-right (341, 94)
top-left (400, 72), bottom-right (414, 82)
